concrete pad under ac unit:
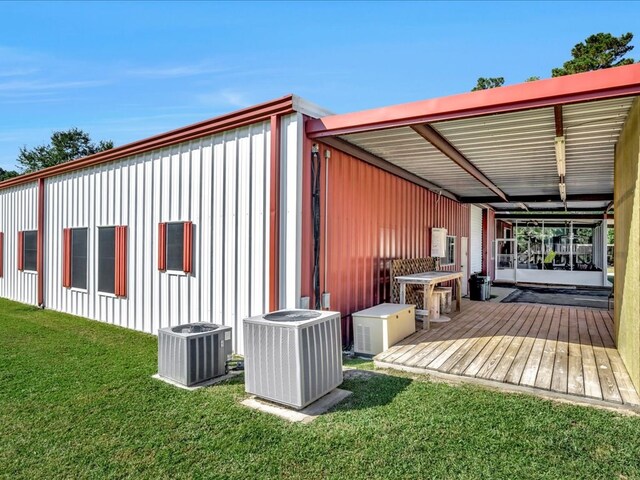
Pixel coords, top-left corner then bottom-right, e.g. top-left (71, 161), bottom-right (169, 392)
top-left (241, 388), bottom-right (352, 423)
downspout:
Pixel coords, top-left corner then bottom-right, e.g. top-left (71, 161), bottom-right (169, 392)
top-left (324, 148), bottom-right (329, 303)
top-left (311, 144), bottom-right (321, 309)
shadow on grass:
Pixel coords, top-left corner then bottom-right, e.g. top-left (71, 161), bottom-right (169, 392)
top-left (337, 368), bottom-right (413, 411)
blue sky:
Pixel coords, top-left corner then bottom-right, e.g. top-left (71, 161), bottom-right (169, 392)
top-left (0, 1), bottom-right (638, 170)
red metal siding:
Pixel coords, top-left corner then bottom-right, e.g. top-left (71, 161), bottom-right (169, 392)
top-left (301, 140), bottom-right (470, 346)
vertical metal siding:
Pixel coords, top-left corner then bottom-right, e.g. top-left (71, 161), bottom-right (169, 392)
top-left (0, 183), bottom-right (39, 305)
top-left (301, 143), bottom-right (470, 345)
top-left (44, 120), bottom-right (273, 354)
top-left (280, 113), bottom-right (304, 309)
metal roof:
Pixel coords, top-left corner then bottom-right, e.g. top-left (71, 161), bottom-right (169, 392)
top-left (310, 65), bottom-right (640, 212)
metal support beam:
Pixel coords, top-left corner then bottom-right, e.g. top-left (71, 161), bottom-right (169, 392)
top-left (554, 105), bottom-right (567, 203)
top-left (605, 200), bottom-right (614, 213)
top-left (554, 105), bottom-right (564, 137)
top-left (460, 193), bottom-right (613, 203)
top-left (411, 124), bottom-right (509, 202)
top-left (495, 213), bottom-right (610, 220)
top-left (492, 207), bottom-right (608, 213)
top-left (318, 136), bottom-right (459, 201)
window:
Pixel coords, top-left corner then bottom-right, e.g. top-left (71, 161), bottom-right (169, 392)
top-left (442, 236), bottom-right (456, 266)
top-left (63, 228), bottom-right (88, 289)
top-left (158, 222), bottom-right (193, 273)
top-left (167, 223), bottom-right (185, 271)
top-left (18, 230), bottom-right (37, 272)
top-left (98, 226), bottom-right (127, 296)
top-left (98, 227), bottom-right (115, 294)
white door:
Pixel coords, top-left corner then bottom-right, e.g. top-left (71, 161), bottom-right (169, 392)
top-left (470, 205), bottom-right (483, 275)
top-left (461, 237), bottom-right (469, 296)
top-left (495, 238), bottom-right (516, 283)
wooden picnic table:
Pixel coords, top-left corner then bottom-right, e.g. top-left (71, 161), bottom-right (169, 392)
top-left (395, 271), bottom-right (463, 329)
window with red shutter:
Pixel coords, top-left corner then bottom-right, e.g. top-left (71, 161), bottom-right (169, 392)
top-left (160, 221), bottom-right (193, 274)
top-left (0, 232), bottom-right (4, 278)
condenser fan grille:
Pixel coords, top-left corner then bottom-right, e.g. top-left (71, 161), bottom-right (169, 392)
top-left (171, 323), bottom-right (218, 334)
top-left (263, 310), bottom-right (322, 322)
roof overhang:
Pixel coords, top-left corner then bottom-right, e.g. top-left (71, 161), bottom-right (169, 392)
top-left (307, 64), bottom-right (640, 213)
top-left (307, 64), bottom-right (640, 138)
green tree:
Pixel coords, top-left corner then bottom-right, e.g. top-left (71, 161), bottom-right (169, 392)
top-left (18, 128), bottom-right (113, 173)
top-left (525, 76), bottom-right (541, 82)
top-left (471, 77), bottom-right (505, 91)
top-left (552, 32), bottom-right (635, 77)
top-left (0, 168), bottom-right (19, 181)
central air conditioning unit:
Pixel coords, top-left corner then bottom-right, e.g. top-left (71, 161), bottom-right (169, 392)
top-left (243, 309), bottom-right (343, 409)
top-left (158, 323), bottom-right (232, 387)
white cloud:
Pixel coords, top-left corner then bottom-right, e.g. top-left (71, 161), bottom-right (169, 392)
top-left (0, 79), bottom-right (109, 92)
top-left (0, 67), bottom-right (39, 78)
top-left (195, 88), bottom-right (251, 109)
top-left (125, 63), bottom-right (228, 78)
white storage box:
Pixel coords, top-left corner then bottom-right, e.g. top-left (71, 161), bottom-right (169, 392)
top-left (352, 303), bottom-right (415, 356)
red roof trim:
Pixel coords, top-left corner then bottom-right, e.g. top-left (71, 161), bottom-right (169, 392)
top-left (0, 95), bottom-right (295, 191)
top-left (306, 64), bottom-right (640, 138)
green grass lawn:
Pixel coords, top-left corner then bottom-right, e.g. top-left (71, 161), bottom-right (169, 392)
top-left (2, 299), bottom-right (640, 479)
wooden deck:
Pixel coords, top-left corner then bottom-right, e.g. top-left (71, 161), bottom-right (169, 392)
top-left (374, 301), bottom-right (640, 406)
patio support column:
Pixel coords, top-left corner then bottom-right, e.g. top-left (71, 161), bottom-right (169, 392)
top-left (614, 97), bottom-right (640, 392)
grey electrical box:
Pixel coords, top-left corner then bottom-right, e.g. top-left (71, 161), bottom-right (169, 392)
top-left (300, 296), bottom-right (310, 309)
top-left (321, 292), bottom-right (331, 309)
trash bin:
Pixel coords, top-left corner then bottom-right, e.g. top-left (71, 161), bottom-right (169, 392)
top-left (469, 273), bottom-right (491, 301)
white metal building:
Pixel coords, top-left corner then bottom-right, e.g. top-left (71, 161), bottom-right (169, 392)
top-left (0, 96), bottom-right (330, 354)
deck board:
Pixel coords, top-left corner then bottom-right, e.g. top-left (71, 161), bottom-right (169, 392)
top-left (504, 305), bottom-right (546, 385)
top-left (468, 304), bottom-right (533, 378)
top-left (585, 309), bottom-right (622, 403)
top-left (374, 301), bottom-right (638, 407)
top-left (567, 308), bottom-right (585, 397)
top-left (519, 307), bottom-right (553, 387)
top-left (534, 307), bottom-right (561, 391)
top-left (550, 307), bottom-right (569, 394)
top-left (489, 305), bottom-right (540, 383)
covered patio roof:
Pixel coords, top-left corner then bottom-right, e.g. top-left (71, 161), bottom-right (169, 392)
top-left (307, 64), bottom-right (640, 212)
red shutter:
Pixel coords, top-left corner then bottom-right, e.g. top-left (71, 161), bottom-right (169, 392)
top-left (0, 232), bottom-right (4, 278)
top-left (158, 223), bottom-right (167, 271)
top-left (62, 228), bottom-right (72, 288)
top-left (183, 221), bottom-right (193, 273)
top-left (114, 226), bottom-right (127, 297)
top-left (17, 231), bottom-right (24, 271)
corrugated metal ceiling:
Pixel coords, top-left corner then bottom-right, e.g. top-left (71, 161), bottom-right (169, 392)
top-left (337, 96), bottom-right (636, 209)
top-left (340, 127), bottom-right (495, 197)
top-left (432, 108), bottom-right (558, 197)
top-left (564, 97), bottom-right (634, 195)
